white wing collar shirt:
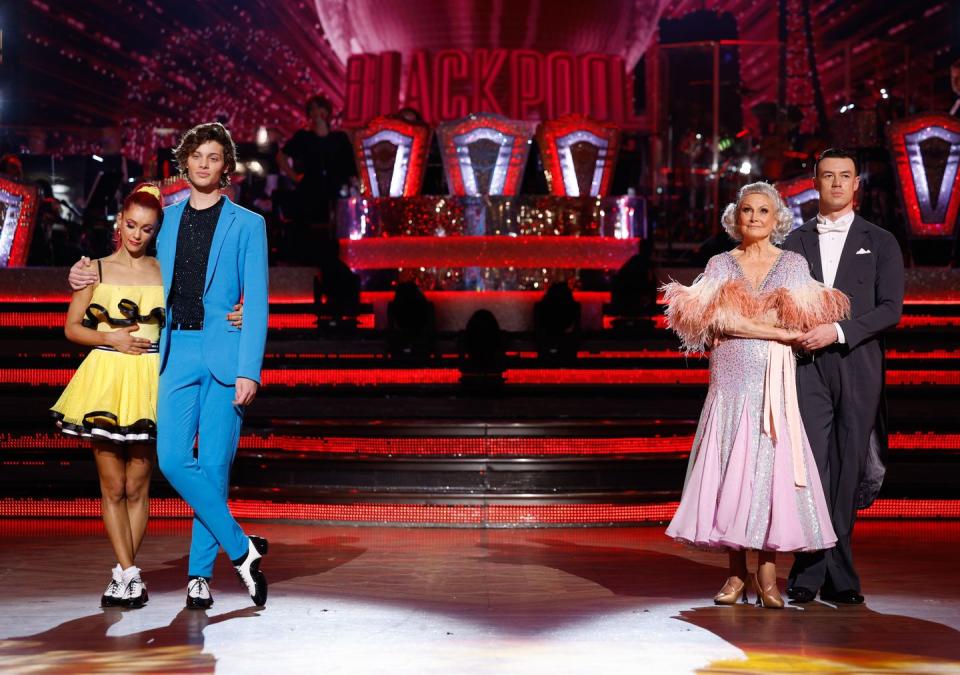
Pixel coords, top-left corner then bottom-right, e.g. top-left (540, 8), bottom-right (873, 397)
top-left (815, 210), bottom-right (856, 344)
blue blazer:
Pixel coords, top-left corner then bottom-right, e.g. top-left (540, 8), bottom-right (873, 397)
top-left (157, 197), bottom-right (269, 385)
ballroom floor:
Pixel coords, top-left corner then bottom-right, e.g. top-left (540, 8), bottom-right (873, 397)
top-left (1, 519), bottom-right (958, 674)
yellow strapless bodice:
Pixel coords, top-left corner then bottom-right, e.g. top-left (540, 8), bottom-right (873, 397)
top-left (86, 283), bottom-right (166, 341)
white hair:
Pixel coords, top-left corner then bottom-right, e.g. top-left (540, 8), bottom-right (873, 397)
top-left (720, 181), bottom-right (794, 245)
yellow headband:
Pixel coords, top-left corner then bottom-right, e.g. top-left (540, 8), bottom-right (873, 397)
top-left (135, 184), bottom-right (162, 201)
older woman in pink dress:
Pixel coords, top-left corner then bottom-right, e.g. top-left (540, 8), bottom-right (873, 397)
top-left (663, 182), bottom-right (847, 608)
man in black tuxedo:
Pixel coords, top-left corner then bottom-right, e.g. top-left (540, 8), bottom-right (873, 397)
top-left (783, 148), bottom-right (904, 604)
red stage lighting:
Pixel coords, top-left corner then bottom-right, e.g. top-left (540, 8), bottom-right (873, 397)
top-left (353, 115), bottom-right (431, 198)
top-left (0, 367), bottom-right (954, 388)
top-left (888, 114), bottom-right (960, 238)
top-left (776, 175), bottom-right (820, 230)
top-left (0, 498), bottom-right (957, 524)
top-left (536, 115), bottom-right (621, 197)
top-left (341, 236), bottom-right (638, 270)
top-left (437, 114), bottom-right (536, 196)
top-left (5, 431), bottom-right (957, 455)
top-left (0, 177), bottom-right (39, 268)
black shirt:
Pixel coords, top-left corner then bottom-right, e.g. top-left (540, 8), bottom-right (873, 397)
top-left (169, 197), bottom-right (225, 325)
top-left (282, 129), bottom-right (356, 222)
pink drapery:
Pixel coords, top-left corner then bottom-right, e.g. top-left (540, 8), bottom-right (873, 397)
top-left (314, 0), bottom-right (668, 68)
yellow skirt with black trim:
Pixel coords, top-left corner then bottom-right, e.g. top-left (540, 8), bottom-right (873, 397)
top-left (50, 348), bottom-right (159, 444)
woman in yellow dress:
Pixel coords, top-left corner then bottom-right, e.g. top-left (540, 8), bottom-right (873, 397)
top-left (51, 184), bottom-right (243, 608)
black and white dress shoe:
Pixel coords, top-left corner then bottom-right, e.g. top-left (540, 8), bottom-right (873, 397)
top-left (233, 535), bottom-right (268, 607)
top-left (123, 574), bottom-right (148, 609)
top-left (820, 589), bottom-right (865, 604)
top-left (101, 565), bottom-right (126, 608)
top-left (186, 577), bottom-right (214, 610)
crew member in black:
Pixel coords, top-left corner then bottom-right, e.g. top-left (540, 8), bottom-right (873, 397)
top-left (277, 94), bottom-right (356, 259)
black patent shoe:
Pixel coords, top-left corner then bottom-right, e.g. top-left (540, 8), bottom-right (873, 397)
top-left (186, 577), bottom-right (214, 610)
top-left (788, 586), bottom-right (817, 604)
top-left (234, 537), bottom-right (268, 607)
top-left (249, 535), bottom-right (269, 555)
top-left (821, 589), bottom-right (865, 604)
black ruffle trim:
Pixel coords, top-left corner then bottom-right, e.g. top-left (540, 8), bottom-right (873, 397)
top-left (82, 299), bottom-right (165, 330)
top-left (51, 410), bottom-right (157, 445)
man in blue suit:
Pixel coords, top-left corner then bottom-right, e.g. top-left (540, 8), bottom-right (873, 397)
top-left (71, 122), bottom-right (270, 609)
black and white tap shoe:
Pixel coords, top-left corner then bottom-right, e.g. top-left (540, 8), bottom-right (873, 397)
top-left (186, 576), bottom-right (214, 610)
top-left (233, 535), bottom-right (268, 607)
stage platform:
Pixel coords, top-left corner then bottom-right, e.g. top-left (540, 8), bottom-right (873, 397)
top-left (0, 520), bottom-right (958, 674)
top-left (1, 266), bottom-right (959, 526)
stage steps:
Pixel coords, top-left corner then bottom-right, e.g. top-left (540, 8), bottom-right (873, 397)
top-left (0, 295), bottom-right (958, 525)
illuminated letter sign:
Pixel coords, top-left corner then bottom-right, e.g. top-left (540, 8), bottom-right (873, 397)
top-left (343, 52), bottom-right (401, 128)
top-left (438, 114), bottom-right (535, 196)
top-left (343, 50), bottom-right (645, 129)
top-left (545, 52), bottom-right (578, 119)
top-left (473, 49), bottom-right (508, 116)
top-left (579, 53), bottom-right (613, 121)
top-left (889, 114), bottom-right (960, 238)
top-left (352, 116), bottom-right (431, 198)
top-left (509, 50), bottom-right (544, 119)
top-left (404, 50), bottom-right (434, 124)
top-left (433, 50), bottom-right (470, 120)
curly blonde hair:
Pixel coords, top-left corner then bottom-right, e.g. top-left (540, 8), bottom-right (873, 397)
top-left (720, 181), bottom-right (794, 245)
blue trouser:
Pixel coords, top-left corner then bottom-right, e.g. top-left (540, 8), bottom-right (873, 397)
top-left (157, 330), bottom-right (248, 578)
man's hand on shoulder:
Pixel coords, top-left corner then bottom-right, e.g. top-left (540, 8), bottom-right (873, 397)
top-left (68, 257), bottom-right (99, 291)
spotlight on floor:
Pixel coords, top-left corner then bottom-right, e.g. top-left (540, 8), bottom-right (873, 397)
top-left (387, 282), bottom-right (436, 359)
top-left (458, 309), bottom-right (506, 387)
top-left (534, 282), bottom-right (580, 363)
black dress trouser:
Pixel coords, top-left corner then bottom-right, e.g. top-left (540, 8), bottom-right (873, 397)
top-left (788, 342), bottom-right (882, 594)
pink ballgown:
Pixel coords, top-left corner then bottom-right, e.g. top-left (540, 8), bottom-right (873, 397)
top-left (663, 250), bottom-right (847, 551)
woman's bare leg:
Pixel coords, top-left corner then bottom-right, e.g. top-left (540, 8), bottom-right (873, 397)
top-left (124, 443), bottom-right (154, 558)
top-left (92, 442), bottom-right (134, 569)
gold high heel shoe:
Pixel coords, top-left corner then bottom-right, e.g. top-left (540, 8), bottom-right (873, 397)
top-left (752, 573), bottom-right (784, 609)
top-left (714, 577), bottom-right (750, 605)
